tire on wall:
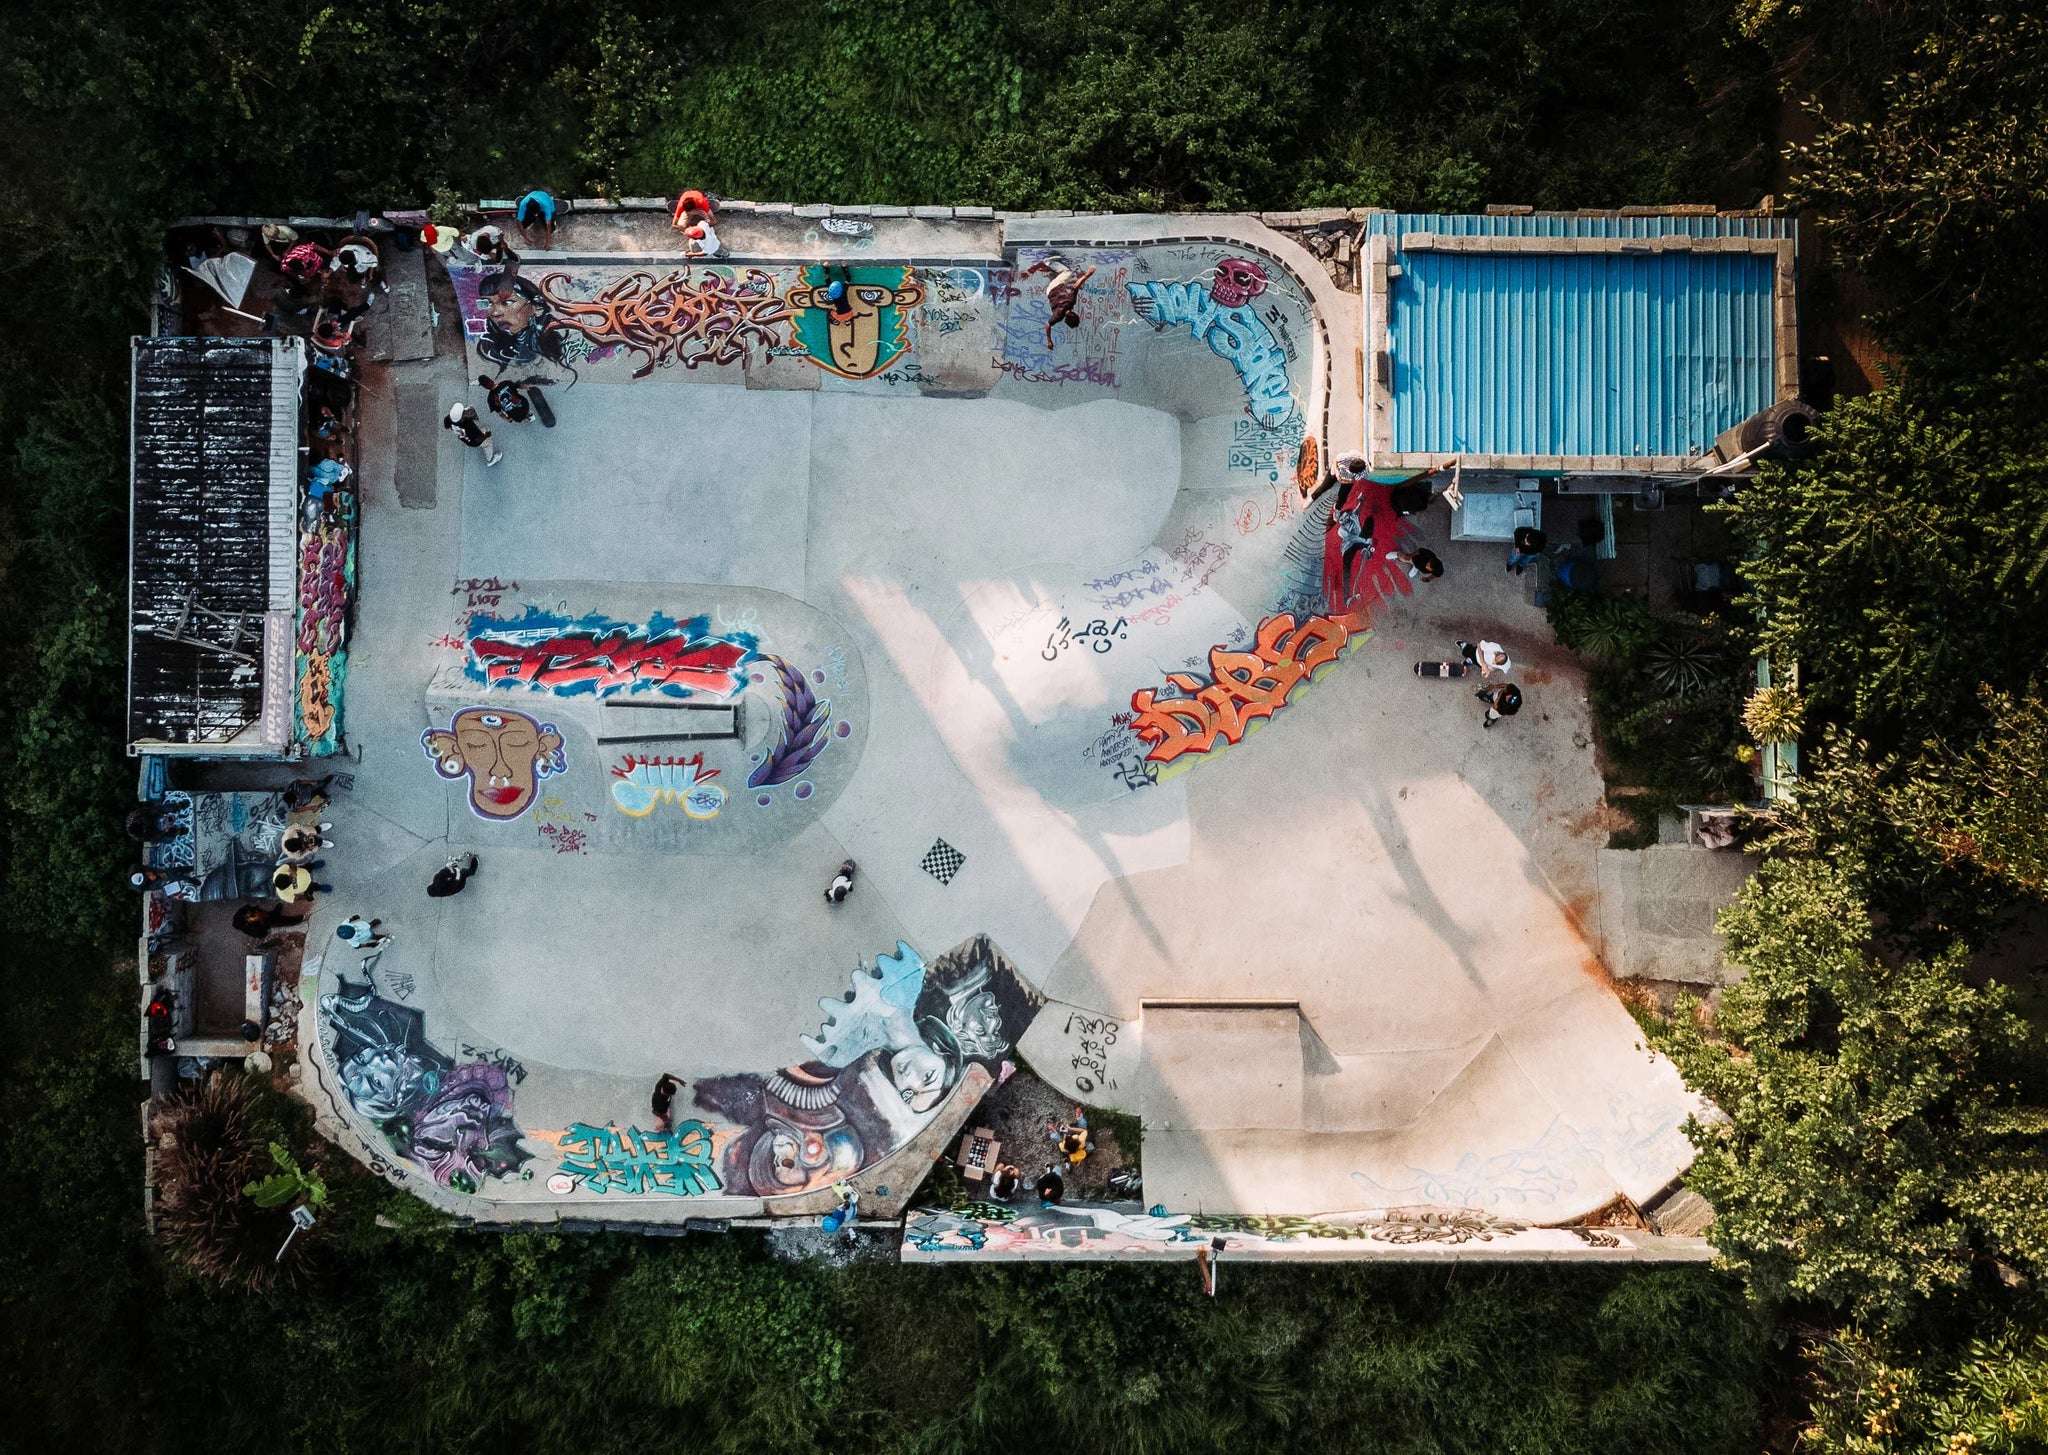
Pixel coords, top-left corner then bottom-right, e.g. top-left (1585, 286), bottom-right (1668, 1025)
top-left (1737, 399), bottom-right (1822, 461)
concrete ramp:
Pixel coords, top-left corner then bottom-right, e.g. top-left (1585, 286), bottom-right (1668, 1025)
top-left (1138, 1003), bottom-right (1304, 1132)
top-left (1144, 1027), bottom-right (1629, 1221)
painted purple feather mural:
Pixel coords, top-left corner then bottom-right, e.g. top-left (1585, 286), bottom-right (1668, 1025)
top-left (749, 656), bottom-right (834, 788)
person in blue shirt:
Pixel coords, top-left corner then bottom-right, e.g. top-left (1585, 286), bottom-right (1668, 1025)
top-left (515, 190), bottom-right (557, 248)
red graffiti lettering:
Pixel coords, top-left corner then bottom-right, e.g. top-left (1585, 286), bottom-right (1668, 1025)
top-left (469, 628), bottom-right (751, 697)
top-left (1130, 613), bottom-right (1354, 763)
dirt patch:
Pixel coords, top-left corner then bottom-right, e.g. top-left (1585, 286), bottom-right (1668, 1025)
top-left (941, 1067), bottom-right (1132, 1202)
top-left (1564, 802), bottom-right (1638, 838)
top-left (1520, 666), bottom-right (1555, 685)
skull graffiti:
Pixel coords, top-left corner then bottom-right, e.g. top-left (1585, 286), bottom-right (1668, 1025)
top-left (1210, 258), bottom-right (1269, 310)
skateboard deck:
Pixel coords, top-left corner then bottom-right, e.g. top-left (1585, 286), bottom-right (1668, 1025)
top-left (1414, 660), bottom-right (1471, 678)
top-left (527, 385), bottom-right (556, 428)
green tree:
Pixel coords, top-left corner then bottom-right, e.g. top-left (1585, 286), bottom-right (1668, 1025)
top-left (1647, 858), bottom-right (2048, 1329)
top-left (1745, 0), bottom-right (2048, 366)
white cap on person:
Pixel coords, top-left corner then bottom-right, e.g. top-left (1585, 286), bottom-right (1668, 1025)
top-left (1334, 453), bottom-right (1370, 482)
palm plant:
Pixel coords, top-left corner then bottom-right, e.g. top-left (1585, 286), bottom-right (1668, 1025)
top-left (1644, 633), bottom-right (1722, 698)
top-left (1743, 684), bottom-right (1805, 745)
top-left (153, 1074), bottom-right (318, 1289)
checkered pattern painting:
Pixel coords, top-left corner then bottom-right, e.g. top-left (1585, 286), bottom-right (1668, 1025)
top-left (921, 838), bottom-right (965, 886)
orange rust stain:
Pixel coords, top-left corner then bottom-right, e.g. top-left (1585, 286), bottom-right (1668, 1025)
top-left (1564, 803), bottom-right (1637, 838)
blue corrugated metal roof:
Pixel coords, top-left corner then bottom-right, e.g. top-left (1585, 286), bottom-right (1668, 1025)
top-left (1367, 213), bottom-right (1791, 461)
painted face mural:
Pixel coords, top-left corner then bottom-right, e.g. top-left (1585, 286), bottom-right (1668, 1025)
top-left (786, 265), bottom-right (926, 377)
top-left (474, 274), bottom-right (563, 370)
top-left (690, 935), bottom-right (1042, 1198)
top-left (421, 707), bottom-right (566, 820)
top-left (319, 977), bottom-right (530, 1192)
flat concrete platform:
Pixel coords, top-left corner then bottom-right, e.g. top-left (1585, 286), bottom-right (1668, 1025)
top-left (296, 224), bottom-right (1701, 1228)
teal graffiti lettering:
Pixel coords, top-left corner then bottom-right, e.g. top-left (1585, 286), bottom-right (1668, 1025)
top-left (558, 1121), bottom-right (722, 1196)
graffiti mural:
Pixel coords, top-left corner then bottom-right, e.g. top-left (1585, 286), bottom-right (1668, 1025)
top-left (422, 706), bottom-right (567, 821)
top-left (296, 493), bottom-right (354, 752)
top-left (538, 268), bottom-right (795, 377)
top-left (1129, 258), bottom-right (1296, 425)
top-left (693, 935), bottom-right (1039, 1198)
top-left (904, 1203), bottom-right (1619, 1257)
top-left (467, 607), bottom-right (759, 699)
top-left (147, 790), bottom-right (285, 900)
top-left (1350, 1117), bottom-right (1607, 1211)
top-left (785, 264), bottom-right (925, 378)
top-left (1230, 408), bottom-right (1307, 475)
top-left (610, 753), bottom-right (726, 818)
top-left (319, 976), bottom-right (530, 1192)
top-left (747, 656), bottom-right (848, 799)
top-left (995, 251), bottom-right (1133, 387)
top-left (553, 1122), bottom-right (722, 1195)
top-left (1128, 611), bottom-right (1361, 764)
top-left (534, 793), bottom-right (595, 852)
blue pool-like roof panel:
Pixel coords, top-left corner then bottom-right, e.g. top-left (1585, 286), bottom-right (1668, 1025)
top-left (1367, 213), bottom-right (1794, 463)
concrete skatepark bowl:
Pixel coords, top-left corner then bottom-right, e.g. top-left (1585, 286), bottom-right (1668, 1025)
top-left (295, 214), bottom-right (1701, 1234)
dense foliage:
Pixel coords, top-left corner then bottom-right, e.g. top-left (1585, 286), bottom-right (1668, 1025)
top-left (2, 0), bottom-right (2043, 1448)
top-left (1621, 4), bottom-right (2048, 1448)
top-left (1648, 860), bottom-right (2048, 1328)
top-left (0, 1), bottom-right (1785, 1451)
top-left (1545, 588), bottom-right (1753, 836)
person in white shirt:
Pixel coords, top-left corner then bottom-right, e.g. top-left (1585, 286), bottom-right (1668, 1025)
top-left (1458, 639), bottom-right (1511, 677)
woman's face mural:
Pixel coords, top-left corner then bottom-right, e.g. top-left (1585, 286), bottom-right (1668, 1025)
top-left (422, 707), bottom-right (566, 819)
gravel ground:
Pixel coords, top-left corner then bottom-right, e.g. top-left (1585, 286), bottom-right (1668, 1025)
top-left (948, 1067), bottom-right (1134, 1203)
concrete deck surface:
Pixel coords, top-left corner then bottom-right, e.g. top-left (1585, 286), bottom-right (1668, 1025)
top-left (296, 231), bottom-right (1699, 1224)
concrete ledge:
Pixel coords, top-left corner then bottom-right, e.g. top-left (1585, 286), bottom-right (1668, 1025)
top-left (911, 206), bottom-right (955, 219)
top-left (1401, 233), bottom-right (1788, 255)
top-left (1262, 209), bottom-right (1351, 227)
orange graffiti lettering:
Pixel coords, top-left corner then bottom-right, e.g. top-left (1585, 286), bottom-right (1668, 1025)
top-left (1129, 612), bottom-right (1353, 763)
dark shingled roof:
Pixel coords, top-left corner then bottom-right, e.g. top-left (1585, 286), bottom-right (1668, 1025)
top-left (129, 337), bottom-right (296, 748)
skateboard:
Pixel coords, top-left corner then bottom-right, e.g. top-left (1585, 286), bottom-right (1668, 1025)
top-left (526, 384), bottom-right (556, 428)
top-left (1414, 660), bottom-right (1472, 678)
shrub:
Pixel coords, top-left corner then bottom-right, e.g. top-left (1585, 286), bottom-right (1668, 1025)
top-left (1547, 589), bottom-right (1662, 659)
top-left (1742, 683), bottom-right (1804, 744)
top-left (153, 1074), bottom-right (319, 1290)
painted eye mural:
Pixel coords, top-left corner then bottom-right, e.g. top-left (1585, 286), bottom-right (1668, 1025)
top-left (786, 264), bottom-right (926, 378)
top-left (421, 706), bottom-right (567, 820)
top-left (688, 936), bottom-right (1041, 1198)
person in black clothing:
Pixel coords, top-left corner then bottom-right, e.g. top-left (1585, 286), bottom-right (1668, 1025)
top-left (427, 852), bottom-right (479, 898)
top-left (651, 1073), bottom-right (682, 1133)
top-left (444, 404), bottom-right (502, 466)
top-left (476, 375), bottom-right (534, 424)
top-left (1035, 1166), bottom-right (1066, 1207)
top-left (281, 775), bottom-right (335, 813)
top-left (232, 903), bottom-right (301, 943)
top-left (1388, 546), bottom-right (1444, 582)
top-left (1477, 682), bottom-right (1523, 728)
top-left (1508, 525), bottom-right (1548, 574)
top-left (124, 804), bottom-right (182, 842)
